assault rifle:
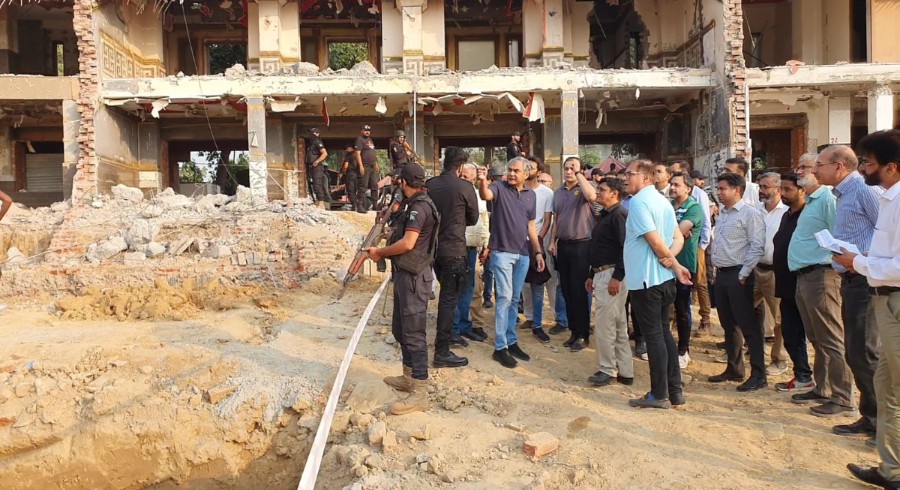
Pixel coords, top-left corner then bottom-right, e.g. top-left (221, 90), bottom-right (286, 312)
top-left (336, 206), bottom-right (394, 300)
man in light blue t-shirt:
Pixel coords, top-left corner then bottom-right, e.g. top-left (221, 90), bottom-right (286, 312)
top-left (622, 160), bottom-right (692, 410)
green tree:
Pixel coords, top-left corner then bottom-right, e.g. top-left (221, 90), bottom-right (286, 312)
top-left (328, 42), bottom-right (368, 70)
top-left (209, 43), bottom-right (247, 74)
top-left (179, 160), bottom-right (210, 183)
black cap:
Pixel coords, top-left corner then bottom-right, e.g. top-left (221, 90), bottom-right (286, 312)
top-left (362, 124), bottom-right (372, 130)
top-left (689, 169), bottom-right (708, 180)
top-left (308, 127), bottom-right (320, 134)
top-left (512, 130), bottom-right (521, 136)
top-left (400, 163), bottom-right (426, 185)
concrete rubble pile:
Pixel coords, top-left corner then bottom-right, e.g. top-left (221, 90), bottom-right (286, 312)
top-left (0, 184), bottom-right (367, 296)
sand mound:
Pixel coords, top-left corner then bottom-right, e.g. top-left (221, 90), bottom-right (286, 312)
top-left (55, 278), bottom-right (271, 321)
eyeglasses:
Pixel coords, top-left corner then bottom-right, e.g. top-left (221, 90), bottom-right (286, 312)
top-left (624, 170), bottom-right (642, 178)
top-left (538, 179), bottom-right (551, 184)
top-left (815, 160), bottom-right (839, 168)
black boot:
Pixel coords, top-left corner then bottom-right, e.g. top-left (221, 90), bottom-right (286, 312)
top-left (433, 350), bottom-right (468, 368)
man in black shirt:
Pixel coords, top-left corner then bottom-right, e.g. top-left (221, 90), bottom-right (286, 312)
top-left (364, 163), bottom-right (437, 415)
top-left (772, 172), bottom-right (814, 393)
top-left (585, 178), bottom-right (632, 386)
top-left (306, 128), bottom-right (330, 209)
top-left (506, 131), bottom-right (525, 161)
top-left (390, 130), bottom-right (412, 170)
top-left (427, 147), bottom-right (480, 368)
top-left (354, 124), bottom-right (379, 213)
top-left (340, 143), bottom-right (363, 212)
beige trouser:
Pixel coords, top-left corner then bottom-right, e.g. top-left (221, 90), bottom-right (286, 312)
top-left (874, 292), bottom-right (900, 481)
top-left (796, 268), bottom-right (854, 407)
top-left (693, 247), bottom-right (711, 326)
top-left (592, 268), bottom-right (633, 378)
top-left (754, 268), bottom-right (788, 363)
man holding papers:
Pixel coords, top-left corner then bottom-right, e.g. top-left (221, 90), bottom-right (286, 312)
top-left (832, 130), bottom-right (900, 490)
top-left (814, 145), bottom-right (882, 435)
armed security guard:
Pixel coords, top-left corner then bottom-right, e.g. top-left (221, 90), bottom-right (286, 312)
top-left (306, 128), bottom-right (330, 209)
top-left (340, 143), bottom-right (362, 212)
top-left (355, 124), bottom-right (379, 213)
top-left (507, 130), bottom-right (525, 160)
top-left (364, 163), bottom-right (439, 415)
top-left (390, 130), bottom-right (412, 170)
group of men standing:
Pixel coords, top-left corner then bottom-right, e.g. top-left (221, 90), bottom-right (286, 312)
top-left (306, 125), bottom-right (415, 212)
top-left (360, 127), bottom-right (900, 489)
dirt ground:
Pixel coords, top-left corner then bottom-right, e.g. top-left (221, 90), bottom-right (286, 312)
top-left (0, 211), bottom-right (879, 489)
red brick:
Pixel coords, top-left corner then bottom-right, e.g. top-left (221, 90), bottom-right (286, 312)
top-left (523, 432), bottom-right (559, 459)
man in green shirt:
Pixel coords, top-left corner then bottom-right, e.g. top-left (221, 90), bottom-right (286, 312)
top-left (670, 172), bottom-right (703, 369)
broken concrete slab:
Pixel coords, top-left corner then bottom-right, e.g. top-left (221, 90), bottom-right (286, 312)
top-left (145, 242), bottom-right (166, 257)
top-left (124, 220), bottom-right (160, 248)
top-left (86, 236), bottom-right (128, 264)
top-left (206, 245), bottom-right (232, 259)
top-left (111, 184), bottom-right (144, 202)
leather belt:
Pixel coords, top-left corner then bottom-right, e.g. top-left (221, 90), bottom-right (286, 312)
top-left (796, 264), bottom-right (831, 276)
top-left (592, 264), bottom-right (614, 273)
top-left (870, 286), bottom-right (900, 296)
top-left (756, 263), bottom-right (775, 272)
top-left (718, 265), bottom-right (741, 273)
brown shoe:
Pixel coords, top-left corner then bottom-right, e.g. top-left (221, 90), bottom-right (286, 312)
top-left (383, 365), bottom-right (413, 392)
top-left (390, 378), bottom-right (429, 415)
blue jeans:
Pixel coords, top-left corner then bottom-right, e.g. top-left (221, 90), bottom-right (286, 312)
top-left (490, 251), bottom-right (529, 350)
top-left (555, 281), bottom-right (569, 327)
top-left (453, 248), bottom-right (479, 335)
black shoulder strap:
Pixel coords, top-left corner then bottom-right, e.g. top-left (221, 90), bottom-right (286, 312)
top-left (409, 192), bottom-right (440, 259)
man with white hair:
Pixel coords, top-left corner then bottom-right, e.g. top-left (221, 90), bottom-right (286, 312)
top-left (477, 157), bottom-right (546, 368)
top-left (754, 172), bottom-right (790, 376)
top-left (788, 153), bottom-right (855, 418)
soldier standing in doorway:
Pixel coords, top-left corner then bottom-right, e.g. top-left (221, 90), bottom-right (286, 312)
top-left (306, 128), bottom-right (331, 209)
top-left (507, 130), bottom-right (525, 161)
top-left (355, 124), bottom-right (379, 213)
top-left (340, 143), bottom-right (363, 212)
top-left (390, 130), bottom-right (412, 170)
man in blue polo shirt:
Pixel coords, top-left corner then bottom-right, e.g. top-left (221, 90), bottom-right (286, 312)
top-left (477, 157), bottom-right (546, 369)
top-left (623, 159), bottom-right (692, 409)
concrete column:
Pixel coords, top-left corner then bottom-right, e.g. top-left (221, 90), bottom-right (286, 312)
top-left (381, 0), bottom-right (403, 73)
top-left (257, 0), bottom-right (282, 73)
top-left (561, 90), bottom-right (579, 160)
top-left (791, 0), bottom-right (823, 65)
top-left (868, 84), bottom-right (895, 132)
top-left (247, 96), bottom-right (268, 203)
top-left (570, 1), bottom-right (591, 67)
top-left (397, 0), bottom-right (425, 75)
top-left (562, 0), bottom-right (573, 64)
top-left (280, 1), bottom-right (300, 65)
top-left (542, 0), bottom-right (565, 67)
top-left (421, 0), bottom-right (446, 73)
top-left (522, 0), bottom-right (543, 67)
top-left (247, 2), bottom-right (260, 70)
top-left (543, 115), bottom-right (563, 184)
top-left (806, 99), bottom-right (829, 151)
top-left (62, 99), bottom-right (80, 201)
top-left (828, 96), bottom-right (852, 146)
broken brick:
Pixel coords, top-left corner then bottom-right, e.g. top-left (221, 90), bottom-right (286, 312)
top-left (523, 432), bottom-right (559, 459)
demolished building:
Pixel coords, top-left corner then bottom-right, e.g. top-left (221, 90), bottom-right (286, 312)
top-left (0, 0), bottom-right (897, 208)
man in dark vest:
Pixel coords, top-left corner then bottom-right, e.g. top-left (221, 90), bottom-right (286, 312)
top-left (306, 128), bottom-right (330, 209)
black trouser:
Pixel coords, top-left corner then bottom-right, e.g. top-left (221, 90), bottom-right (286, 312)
top-left (557, 239), bottom-right (592, 341)
top-left (309, 165), bottom-right (331, 203)
top-left (630, 279), bottom-right (680, 399)
top-left (345, 172), bottom-right (360, 210)
top-left (392, 268), bottom-right (432, 380)
top-left (357, 165), bottom-right (379, 211)
top-left (674, 273), bottom-right (695, 355)
top-left (627, 294), bottom-right (643, 344)
top-left (780, 294), bottom-right (813, 383)
top-left (433, 255), bottom-right (468, 356)
top-left (842, 273), bottom-right (880, 427)
top-left (715, 267), bottom-right (766, 379)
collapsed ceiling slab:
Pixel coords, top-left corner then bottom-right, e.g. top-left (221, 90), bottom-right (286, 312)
top-left (746, 63), bottom-right (900, 89)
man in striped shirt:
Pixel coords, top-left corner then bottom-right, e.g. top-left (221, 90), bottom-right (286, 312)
top-left (814, 145), bottom-right (882, 429)
top-left (708, 172), bottom-right (767, 391)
